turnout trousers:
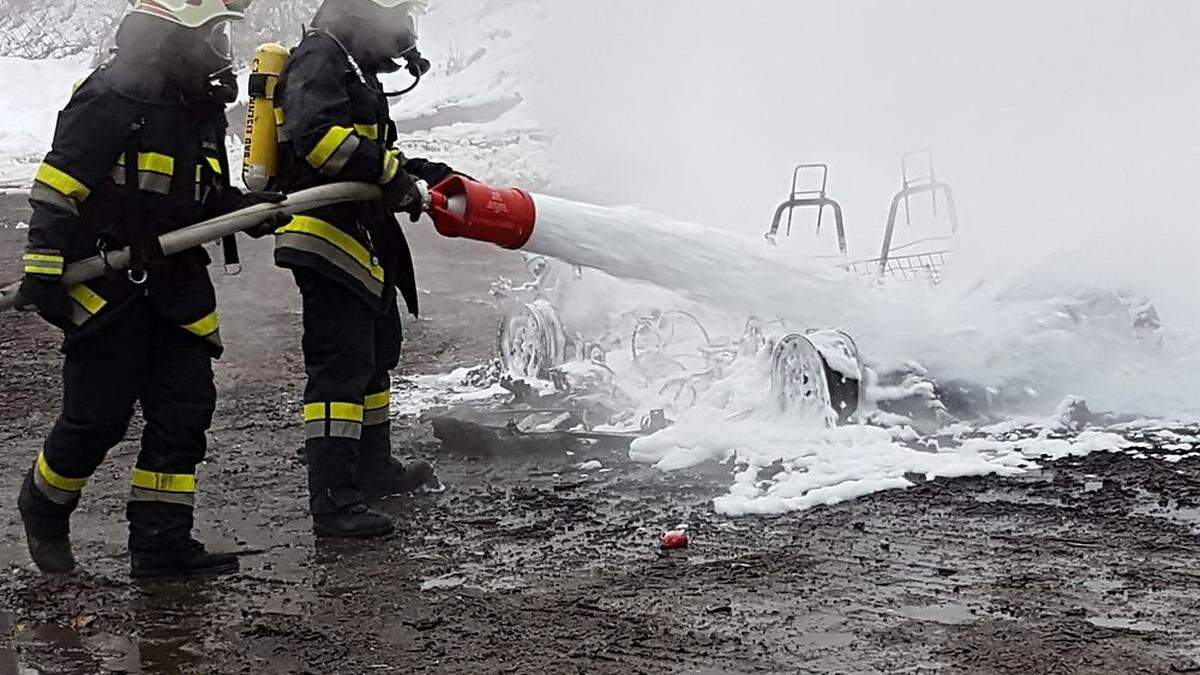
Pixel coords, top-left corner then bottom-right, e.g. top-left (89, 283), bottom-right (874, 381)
top-left (24, 296), bottom-right (217, 553)
top-left (294, 269), bottom-right (401, 514)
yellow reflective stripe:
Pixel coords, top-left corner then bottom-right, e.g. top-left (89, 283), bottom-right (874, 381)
top-left (354, 123), bottom-right (379, 140)
top-left (66, 284), bottom-right (107, 315)
top-left (181, 312), bottom-right (220, 338)
top-left (131, 469), bottom-right (196, 494)
top-left (277, 216), bottom-right (384, 283)
top-left (117, 152), bottom-right (175, 176)
top-left (35, 163), bottom-right (90, 203)
top-left (38, 452), bottom-right (88, 491)
top-left (206, 156), bottom-right (223, 174)
top-left (304, 402), bottom-right (365, 422)
top-left (364, 391), bottom-right (390, 410)
top-left (380, 151), bottom-right (401, 185)
top-left (274, 107), bottom-right (287, 125)
top-left (306, 126), bottom-right (354, 169)
top-left (24, 266), bottom-right (62, 275)
top-left (23, 253), bottom-right (63, 263)
top-left (139, 152), bottom-right (175, 176)
top-left (23, 253), bottom-right (64, 275)
top-left (330, 402), bottom-right (364, 422)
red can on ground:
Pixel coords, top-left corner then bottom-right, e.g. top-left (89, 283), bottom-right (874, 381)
top-left (661, 529), bottom-right (690, 550)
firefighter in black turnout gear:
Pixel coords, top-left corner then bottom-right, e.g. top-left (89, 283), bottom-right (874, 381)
top-left (16, 0), bottom-right (268, 579)
top-left (274, 0), bottom-right (446, 538)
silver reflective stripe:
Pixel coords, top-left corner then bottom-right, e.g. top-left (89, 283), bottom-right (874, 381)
top-left (139, 173), bottom-right (172, 195)
top-left (129, 486), bottom-right (196, 507)
top-left (304, 420), bottom-right (327, 440)
top-left (111, 166), bottom-right (172, 195)
top-left (305, 420), bottom-right (363, 440)
top-left (328, 420), bottom-right (362, 440)
top-left (33, 470), bottom-right (80, 505)
top-left (30, 183), bottom-right (80, 216)
top-left (363, 408), bottom-right (389, 426)
top-left (275, 232), bottom-right (385, 298)
top-left (277, 126), bottom-right (293, 143)
top-left (65, 298), bottom-right (92, 327)
top-left (320, 134), bottom-right (361, 177)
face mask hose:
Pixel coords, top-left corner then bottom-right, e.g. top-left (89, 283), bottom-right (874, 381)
top-left (380, 49), bottom-right (430, 97)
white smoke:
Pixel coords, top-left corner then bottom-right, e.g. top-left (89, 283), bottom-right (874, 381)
top-left (525, 0), bottom-right (1200, 417)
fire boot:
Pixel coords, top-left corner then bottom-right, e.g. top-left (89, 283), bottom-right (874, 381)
top-left (17, 469), bottom-right (78, 574)
top-left (358, 426), bottom-right (442, 501)
top-left (312, 502), bottom-right (395, 539)
top-left (130, 539), bottom-right (239, 580)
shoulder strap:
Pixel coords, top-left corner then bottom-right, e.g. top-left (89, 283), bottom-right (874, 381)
top-left (122, 117), bottom-right (164, 282)
top-left (308, 28), bottom-right (370, 87)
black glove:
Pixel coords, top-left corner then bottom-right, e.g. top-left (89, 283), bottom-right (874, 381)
top-left (241, 191), bottom-right (291, 237)
top-left (404, 158), bottom-right (455, 187)
top-left (209, 187), bottom-right (289, 237)
top-left (209, 186), bottom-right (285, 216)
top-left (214, 187), bottom-right (287, 214)
top-left (17, 274), bottom-right (69, 326)
top-left (382, 171), bottom-right (425, 223)
top-left (242, 190), bottom-right (288, 207)
top-left (246, 210), bottom-right (295, 239)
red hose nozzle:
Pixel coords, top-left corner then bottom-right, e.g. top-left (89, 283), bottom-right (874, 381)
top-left (426, 175), bottom-right (536, 250)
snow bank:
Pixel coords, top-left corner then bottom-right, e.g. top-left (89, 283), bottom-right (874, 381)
top-left (0, 57), bottom-right (90, 186)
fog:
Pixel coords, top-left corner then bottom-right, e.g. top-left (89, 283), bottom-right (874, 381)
top-left (530, 1), bottom-right (1200, 327)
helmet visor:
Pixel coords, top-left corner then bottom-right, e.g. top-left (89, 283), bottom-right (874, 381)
top-left (397, 12), bottom-right (419, 56)
top-left (206, 19), bottom-right (235, 64)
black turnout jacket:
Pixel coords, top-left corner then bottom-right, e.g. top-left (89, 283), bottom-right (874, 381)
top-left (23, 65), bottom-right (232, 355)
top-left (274, 29), bottom-right (435, 316)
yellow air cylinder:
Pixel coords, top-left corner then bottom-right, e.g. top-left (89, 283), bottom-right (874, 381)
top-left (242, 43), bottom-right (291, 192)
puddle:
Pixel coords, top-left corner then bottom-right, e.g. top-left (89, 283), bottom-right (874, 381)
top-left (897, 603), bottom-right (977, 625)
top-left (0, 611), bottom-right (27, 675)
top-left (1087, 616), bottom-right (1165, 633)
top-left (795, 631), bottom-right (856, 649)
top-left (973, 490), bottom-right (1064, 508)
top-left (417, 562), bottom-right (529, 593)
top-left (1081, 577), bottom-right (1125, 595)
top-left (421, 575), bottom-right (466, 591)
top-left (84, 634), bottom-right (140, 673)
top-left (1131, 491), bottom-right (1200, 529)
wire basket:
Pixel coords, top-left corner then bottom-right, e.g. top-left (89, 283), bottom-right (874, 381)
top-left (844, 250), bottom-right (948, 285)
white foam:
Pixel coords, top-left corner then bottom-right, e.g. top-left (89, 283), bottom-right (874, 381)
top-left (632, 415), bottom-right (1131, 516)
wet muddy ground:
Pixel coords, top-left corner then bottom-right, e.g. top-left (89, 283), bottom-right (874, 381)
top-left (1, 195), bottom-right (1199, 674)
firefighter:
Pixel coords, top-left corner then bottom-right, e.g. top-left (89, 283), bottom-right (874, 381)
top-left (273, 0), bottom-right (448, 538)
top-left (16, 0), bottom-right (274, 578)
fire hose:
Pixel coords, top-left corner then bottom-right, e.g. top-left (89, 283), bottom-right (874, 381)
top-left (0, 176), bottom-right (538, 314)
top-left (0, 182), bottom-right (380, 313)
